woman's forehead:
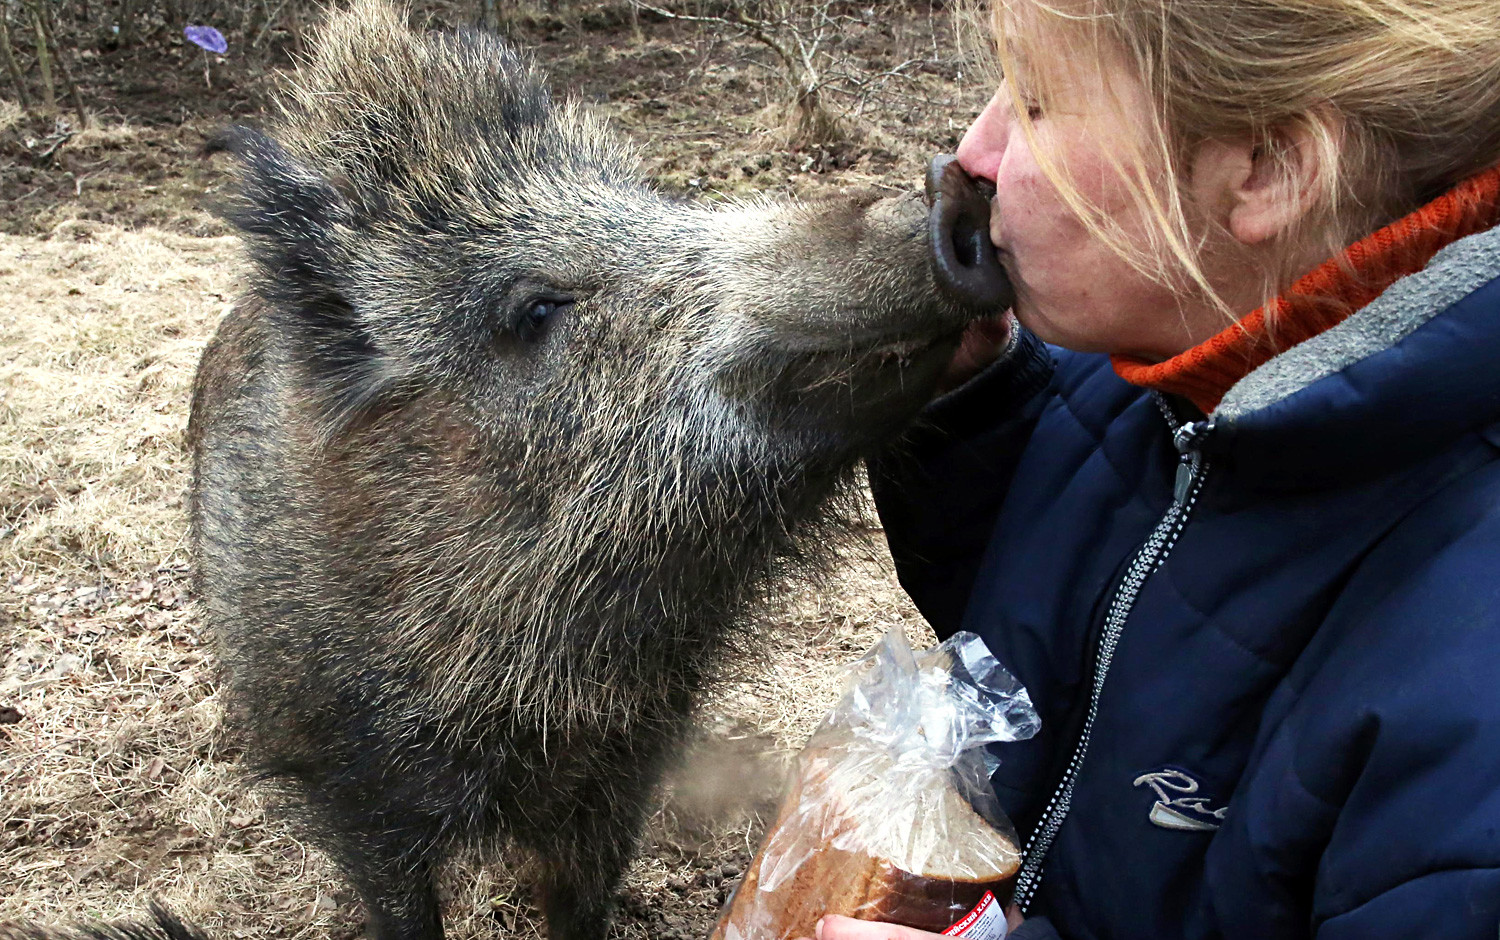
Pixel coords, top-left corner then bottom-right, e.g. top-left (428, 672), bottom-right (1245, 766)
top-left (995, 1), bottom-right (1120, 68)
top-left (994, 0), bottom-right (1104, 34)
top-left (997, 16), bottom-right (1130, 93)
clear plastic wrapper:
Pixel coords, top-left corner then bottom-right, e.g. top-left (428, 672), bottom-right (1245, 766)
top-left (712, 629), bottom-right (1040, 940)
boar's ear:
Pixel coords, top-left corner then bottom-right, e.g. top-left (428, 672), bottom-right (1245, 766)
top-left (207, 126), bottom-right (400, 436)
top-left (206, 125), bottom-right (354, 308)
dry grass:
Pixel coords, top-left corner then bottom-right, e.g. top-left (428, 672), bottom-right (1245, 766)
top-left (68, 121), bottom-right (145, 154)
top-left (0, 99), bottom-right (23, 135)
top-left (0, 221), bottom-right (931, 938)
top-left (0, 223), bottom-right (239, 575)
top-left (0, 4), bottom-right (978, 933)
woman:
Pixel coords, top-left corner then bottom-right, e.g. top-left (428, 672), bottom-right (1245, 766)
top-left (827, 1), bottom-right (1500, 937)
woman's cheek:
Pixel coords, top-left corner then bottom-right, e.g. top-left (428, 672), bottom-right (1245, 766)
top-left (993, 151), bottom-right (1068, 243)
top-left (993, 182), bottom-right (1085, 292)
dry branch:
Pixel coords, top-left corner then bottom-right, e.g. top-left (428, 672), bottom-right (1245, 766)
top-left (29, 0), bottom-right (84, 123)
top-left (0, 6), bottom-right (31, 110)
top-left (631, 0), bottom-right (852, 147)
top-left (26, 0), bottom-right (52, 112)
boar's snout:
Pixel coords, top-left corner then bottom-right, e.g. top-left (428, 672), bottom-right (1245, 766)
top-left (702, 189), bottom-right (988, 454)
top-left (927, 155), bottom-right (1014, 314)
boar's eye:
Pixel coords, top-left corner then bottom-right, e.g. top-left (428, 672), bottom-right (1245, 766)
top-left (514, 294), bottom-right (574, 343)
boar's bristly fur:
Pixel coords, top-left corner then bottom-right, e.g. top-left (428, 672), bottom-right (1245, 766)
top-left (188, 3), bottom-right (982, 940)
top-left (0, 904), bottom-right (210, 940)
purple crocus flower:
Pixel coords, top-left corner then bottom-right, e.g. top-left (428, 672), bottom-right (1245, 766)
top-left (184, 25), bottom-right (228, 55)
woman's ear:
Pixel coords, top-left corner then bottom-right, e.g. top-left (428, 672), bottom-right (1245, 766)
top-left (1192, 114), bottom-right (1334, 246)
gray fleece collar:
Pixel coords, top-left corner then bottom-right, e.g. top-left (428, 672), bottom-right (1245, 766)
top-left (1215, 224), bottom-right (1500, 420)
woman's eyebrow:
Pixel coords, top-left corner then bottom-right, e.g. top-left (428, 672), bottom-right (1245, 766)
top-left (999, 40), bottom-right (1038, 83)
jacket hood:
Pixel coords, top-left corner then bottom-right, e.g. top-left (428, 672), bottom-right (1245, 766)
top-left (1205, 224), bottom-right (1500, 491)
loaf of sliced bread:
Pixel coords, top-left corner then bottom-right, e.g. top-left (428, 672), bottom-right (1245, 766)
top-left (711, 745), bottom-right (1020, 940)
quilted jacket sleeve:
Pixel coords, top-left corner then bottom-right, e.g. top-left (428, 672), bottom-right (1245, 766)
top-left (1010, 868), bottom-right (1500, 940)
top-left (1006, 917), bottom-right (1063, 939)
top-left (868, 327), bottom-right (1056, 638)
top-left (1302, 510), bottom-right (1500, 938)
top-left (1312, 867), bottom-right (1500, 938)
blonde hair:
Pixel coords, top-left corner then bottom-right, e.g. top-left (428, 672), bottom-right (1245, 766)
top-left (964, 0), bottom-right (1500, 314)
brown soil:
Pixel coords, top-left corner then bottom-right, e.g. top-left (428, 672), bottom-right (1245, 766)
top-left (1, 5), bottom-right (982, 939)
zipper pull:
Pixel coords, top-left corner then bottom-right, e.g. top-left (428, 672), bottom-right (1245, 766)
top-left (1172, 419), bottom-right (1211, 454)
top-left (1171, 419), bottom-right (1212, 504)
top-left (1173, 451), bottom-right (1201, 504)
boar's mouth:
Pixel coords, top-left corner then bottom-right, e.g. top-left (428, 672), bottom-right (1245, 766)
top-left (723, 316), bottom-right (967, 385)
top-left (763, 324), bottom-right (959, 362)
top-left (712, 319), bottom-right (971, 452)
top-left (814, 327), bottom-right (961, 377)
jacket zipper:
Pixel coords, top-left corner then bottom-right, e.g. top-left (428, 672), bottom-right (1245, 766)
top-left (1010, 397), bottom-right (1214, 913)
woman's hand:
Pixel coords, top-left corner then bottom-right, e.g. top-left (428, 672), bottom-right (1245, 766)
top-left (801, 909), bottom-right (1026, 940)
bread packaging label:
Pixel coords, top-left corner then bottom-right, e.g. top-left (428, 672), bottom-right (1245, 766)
top-left (944, 892), bottom-right (1008, 940)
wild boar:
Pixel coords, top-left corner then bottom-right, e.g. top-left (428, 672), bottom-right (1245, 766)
top-left (182, 4), bottom-right (1011, 939)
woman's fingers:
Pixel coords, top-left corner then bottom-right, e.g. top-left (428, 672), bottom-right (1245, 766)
top-left (1005, 905), bottom-right (1025, 930)
top-left (792, 907), bottom-right (1027, 940)
top-left (806, 914), bottom-right (952, 940)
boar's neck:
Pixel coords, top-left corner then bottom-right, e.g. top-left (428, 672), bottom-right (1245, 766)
top-left (304, 397), bottom-right (857, 742)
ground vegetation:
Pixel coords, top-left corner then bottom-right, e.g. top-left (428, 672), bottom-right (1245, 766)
top-left (0, 3), bottom-right (981, 936)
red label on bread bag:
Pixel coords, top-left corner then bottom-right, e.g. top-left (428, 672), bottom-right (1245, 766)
top-left (943, 891), bottom-right (1007, 940)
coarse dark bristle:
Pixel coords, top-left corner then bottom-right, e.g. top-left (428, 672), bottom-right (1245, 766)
top-left (0, 903), bottom-right (211, 940)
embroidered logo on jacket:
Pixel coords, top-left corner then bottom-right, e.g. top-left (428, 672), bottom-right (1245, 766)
top-left (1132, 769), bottom-right (1228, 832)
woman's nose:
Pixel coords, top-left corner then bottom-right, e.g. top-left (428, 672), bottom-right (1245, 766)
top-left (957, 89), bottom-right (1010, 183)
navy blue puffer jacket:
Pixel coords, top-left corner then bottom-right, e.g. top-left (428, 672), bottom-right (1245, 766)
top-left (870, 224), bottom-right (1500, 938)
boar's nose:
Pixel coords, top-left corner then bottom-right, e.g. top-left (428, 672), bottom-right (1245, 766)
top-left (927, 155), bottom-right (1014, 314)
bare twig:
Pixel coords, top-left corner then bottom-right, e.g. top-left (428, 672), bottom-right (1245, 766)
top-left (25, 0), bottom-right (53, 113)
top-left (252, 0), bottom-right (291, 48)
top-left (631, 0), bottom-right (854, 146)
top-left (0, 5), bottom-right (33, 111)
top-left (31, 0), bottom-right (84, 124)
top-left (115, 0), bottom-right (133, 46)
top-left (631, 1), bottom-right (799, 79)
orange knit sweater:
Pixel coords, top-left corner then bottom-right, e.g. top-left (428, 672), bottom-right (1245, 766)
top-left (1111, 166), bottom-right (1500, 414)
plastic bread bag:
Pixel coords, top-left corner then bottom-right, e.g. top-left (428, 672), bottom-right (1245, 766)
top-left (712, 629), bottom-right (1040, 940)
